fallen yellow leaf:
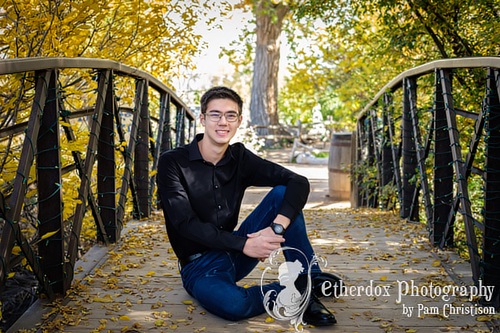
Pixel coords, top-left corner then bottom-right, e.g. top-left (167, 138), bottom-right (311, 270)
top-left (41, 229), bottom-right (60, 240)
top-left (93, 295), bottom-right (114, 303)
top-left (119, 315), bottom-right (130, 320)
top-left (380, 276), bottom-right (387, 281)
top-left (145, 271), bottom-right (156, 277)
top-left (182, 300), bottom-right (193, 304)
top-left (11, 246), bottom-right (21, 255)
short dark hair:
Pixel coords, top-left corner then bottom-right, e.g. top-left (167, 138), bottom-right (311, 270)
top-left (200, 86), bottom-right (243, 115)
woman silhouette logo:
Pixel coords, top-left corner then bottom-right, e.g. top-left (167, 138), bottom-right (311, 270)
top-left (261, 246), bottom-right (327, 332)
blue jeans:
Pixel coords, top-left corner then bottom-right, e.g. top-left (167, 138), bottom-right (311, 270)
top-left (179, 185), bottom-right (321, 321)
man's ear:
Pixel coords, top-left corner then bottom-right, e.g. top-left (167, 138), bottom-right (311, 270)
top-left (200, 113), bottom-right (206, 126)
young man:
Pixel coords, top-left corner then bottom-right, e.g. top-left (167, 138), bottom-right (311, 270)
top-left (157, 86), bottom-right (338, 326)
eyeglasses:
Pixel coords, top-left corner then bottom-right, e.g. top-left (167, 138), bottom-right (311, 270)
top-left (205, 111), bottom-right (240, 122)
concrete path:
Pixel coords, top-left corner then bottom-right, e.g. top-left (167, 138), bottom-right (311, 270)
top-left (9, 149), bottom-right (495, 333)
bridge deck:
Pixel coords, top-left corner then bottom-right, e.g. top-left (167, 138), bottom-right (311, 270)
top-left (10, 149), bottom-right (492, 333)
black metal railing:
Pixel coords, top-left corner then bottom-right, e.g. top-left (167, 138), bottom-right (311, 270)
top-left (353, 57), bottom-right (500, 307)
top-left (0, 58), bottom-right (195, 299)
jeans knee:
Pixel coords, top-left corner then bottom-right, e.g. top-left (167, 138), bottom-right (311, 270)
top-left (268, 185), bottom-right (286, 207)
top-left (219, 296), bottom-right (260, 321)
top-left (271, 185), bottom-right (286, 197)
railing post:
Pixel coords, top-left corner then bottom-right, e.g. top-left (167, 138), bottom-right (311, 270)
top-left (433, 69), bottom-right (454, 246)
top-left (134, 81), bottom-right (150, 218)
top-left (64, 69), bottom-right (111, 289)
top-left (350, 128), bottom-right (357, 207)
top-left (366, 112), bottom-right (377, 207)
top-left (482, 68), bottom-right (500, 305)
top-left (407, 77), bottom-right (433, 227)
top-left (36, 69), bottom-right (64, 294)
top-left (401, 78), bottom-right (418, 220)
top-left (384, 93), bottom-right (403, 205)
top-left (160, 94), bottom-right (172, 153)
top-left (439, 68), bottom-right (480, 283)
top-left (0, 70), bottom-right (55, 299)
top-left (175, 104), bottom-right (186, 148)
top-left (381, 95), bottom-right (394, 208)
top-left (98, 73), bottom-right (117, 241)
top-left (117, 79), bottom-right (145, 227)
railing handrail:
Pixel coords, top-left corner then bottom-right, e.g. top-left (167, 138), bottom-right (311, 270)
top-left (0, 57), bottom-right (195, 120)
top-left (357, 56), bottom-right (500, 120)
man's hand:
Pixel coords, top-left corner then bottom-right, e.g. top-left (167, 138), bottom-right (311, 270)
top-left (243, 227), bottom-right (284, 261)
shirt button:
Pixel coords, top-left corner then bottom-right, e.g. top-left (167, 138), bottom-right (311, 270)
top-left (217, 205), bottom-right (222, 209)
top-left (215, 185), bottom-right (219, 189)
top-left (219, 226), bottom-right (223, 229)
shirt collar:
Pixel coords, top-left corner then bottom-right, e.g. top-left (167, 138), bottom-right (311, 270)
top-left (188, 133), bottom-right (205, 161)
top-left (188, 133), bottom-right (236, 165)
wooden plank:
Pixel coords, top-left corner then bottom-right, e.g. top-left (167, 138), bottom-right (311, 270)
top-left (482, 68), bottom-right (500, 306)
top-left (64, 69), bottom-right (111, 289)
top-left (0, 70), bottom-right (55, 299)
top-left (439, 68), bottom-right (480, 283)
top-left (97, 74), bottom-right (117, 242)
top-left (134, 81), bottom-right (150, 218)
top-left (36, 69), bottom-right (65, 295)
top-left (24, 208), bottom-right (489, 333)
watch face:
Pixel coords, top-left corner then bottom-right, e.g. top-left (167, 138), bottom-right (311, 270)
top-left (274, 223), bottom-right (284, 234)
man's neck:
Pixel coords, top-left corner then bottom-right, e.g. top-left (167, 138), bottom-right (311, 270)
top-left (198, 139), bottom-right (228, 165)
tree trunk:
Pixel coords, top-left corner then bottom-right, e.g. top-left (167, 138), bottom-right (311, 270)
top-left (250, 1), bottom-right (289, 139)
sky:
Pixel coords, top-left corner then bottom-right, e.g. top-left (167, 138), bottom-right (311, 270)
top-left (175, 1), bottom-right (291, 106)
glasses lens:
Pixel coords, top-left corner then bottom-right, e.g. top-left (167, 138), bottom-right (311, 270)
top-left (225, 112), bottom-right (239, 122)
top-left (207, 112), bottom-right (221, 121)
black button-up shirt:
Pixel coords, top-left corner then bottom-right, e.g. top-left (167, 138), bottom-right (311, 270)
top-left (157, 134), bottom-right (310, 259)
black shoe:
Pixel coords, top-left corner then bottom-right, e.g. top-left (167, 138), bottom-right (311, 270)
top-left (312, 272), bottom-right (342, 298)
top-left (303, 293), bottom-right (337, 326)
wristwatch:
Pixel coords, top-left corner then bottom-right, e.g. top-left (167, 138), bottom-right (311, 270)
top-left (270, 222), bottom-right (286, 235)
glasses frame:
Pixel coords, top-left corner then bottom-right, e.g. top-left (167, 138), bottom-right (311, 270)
top-left (204, 111), bottom-right (241, 123)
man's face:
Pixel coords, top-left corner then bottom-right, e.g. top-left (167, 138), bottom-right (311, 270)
top-left (200, 98), bottom-right (242, 147)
